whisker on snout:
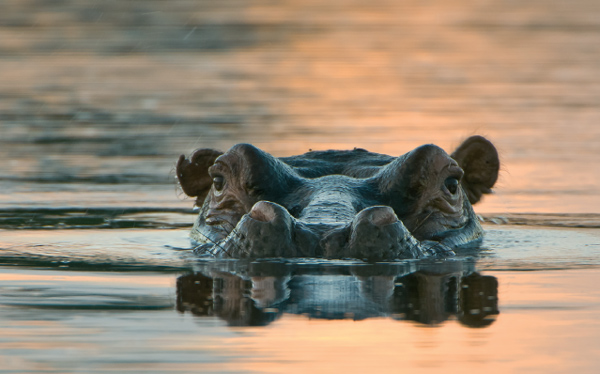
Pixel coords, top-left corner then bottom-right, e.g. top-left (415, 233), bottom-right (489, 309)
top-left (219, 220), bottom-right (246, 257)
top-left (193, 231), bottom-right (232, 257)
top-left (411, 211), bottom-right (433, 234)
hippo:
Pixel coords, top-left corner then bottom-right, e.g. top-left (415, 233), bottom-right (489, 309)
top-left (176, 135), bottom-right (499, 261)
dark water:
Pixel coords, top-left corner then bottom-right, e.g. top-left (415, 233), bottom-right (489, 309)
top-left (1, 1), bottom-right (600, 373)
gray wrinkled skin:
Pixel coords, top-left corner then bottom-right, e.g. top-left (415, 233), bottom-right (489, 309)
top-left (176, 136), bottom-right (499, 261)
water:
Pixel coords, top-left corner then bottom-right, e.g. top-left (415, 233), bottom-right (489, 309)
top-left (1, 0), bottom-right (600, 372)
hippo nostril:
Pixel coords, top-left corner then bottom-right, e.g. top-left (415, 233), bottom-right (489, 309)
top-left (249, 201), bottom-right (277, 222)
top-left (368, 206), bottom-right (399, 226)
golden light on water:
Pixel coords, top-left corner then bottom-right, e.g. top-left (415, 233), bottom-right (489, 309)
top-left (186, 270), bottom-right (600, 374)
top-left (1, 1), bottom-right (600, 372)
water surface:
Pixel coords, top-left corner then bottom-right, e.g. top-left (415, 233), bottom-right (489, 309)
top-left (1, 0), bottom-right (599, 373)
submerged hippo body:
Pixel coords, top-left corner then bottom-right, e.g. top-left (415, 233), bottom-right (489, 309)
top-left (176, 136), bottom-right (499, 260)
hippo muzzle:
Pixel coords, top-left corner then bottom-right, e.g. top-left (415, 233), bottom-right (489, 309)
top-left (176, 136), bottom-right (499, 261)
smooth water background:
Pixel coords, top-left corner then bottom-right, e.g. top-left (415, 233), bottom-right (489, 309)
top-left (1, 1), bottom-right (599, 373)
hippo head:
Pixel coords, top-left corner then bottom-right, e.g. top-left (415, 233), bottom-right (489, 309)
top-left (177, 136), bottom-right (499, 260)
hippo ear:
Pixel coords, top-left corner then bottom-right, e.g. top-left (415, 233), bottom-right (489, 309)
top-left (451, 136), bottom-right (499, 204)
top-left (176, 148), bottom-right (223, 202)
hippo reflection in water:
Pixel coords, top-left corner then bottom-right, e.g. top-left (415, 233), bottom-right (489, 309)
top-left (176, 262), bottom-right (499, 327)
top-left (177, 136), bottom-right (499, 260)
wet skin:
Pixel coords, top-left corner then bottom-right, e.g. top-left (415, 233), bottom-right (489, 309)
top-left (176, 136), bottom-right (499, 260)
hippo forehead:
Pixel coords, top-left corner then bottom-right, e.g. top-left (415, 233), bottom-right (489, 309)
top-left (212, 143), bottom-right (456, 185)
top-left (203, 143), bottom-right (466, 220)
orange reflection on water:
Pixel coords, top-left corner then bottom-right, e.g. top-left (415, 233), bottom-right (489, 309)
top-left (0, 271), bottom-right (173, 287)
top-left (208, 270), bottom-right (600, 374)
top-left (0, 266), bottom-right (598, 373)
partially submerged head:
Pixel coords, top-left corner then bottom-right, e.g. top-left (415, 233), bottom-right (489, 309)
top-left (176, 136), bottom-right (499, 260)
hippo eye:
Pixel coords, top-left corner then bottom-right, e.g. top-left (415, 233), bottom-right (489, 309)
top-left (213, 176), bottom-right (225, 192)
top-left (444, 177), bottom-right (459, 195)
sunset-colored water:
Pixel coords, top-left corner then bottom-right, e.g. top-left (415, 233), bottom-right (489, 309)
top-left (1, 0), bottom-right (599, 373)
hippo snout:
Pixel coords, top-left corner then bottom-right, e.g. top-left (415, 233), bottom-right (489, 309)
top-left (249, 201), bottom-right (281, 223)
top-left (361, 206), bottom-right (399, 226)
top-left (214, 201), bottom-right (300, 258)
top-left (321, 206), bottom-right (423, 260)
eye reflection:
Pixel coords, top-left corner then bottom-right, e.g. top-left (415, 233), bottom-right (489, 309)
top-left (213, 176), bottom-right (225, 192)
top-left (445, 177), bottom-right (459, 195)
